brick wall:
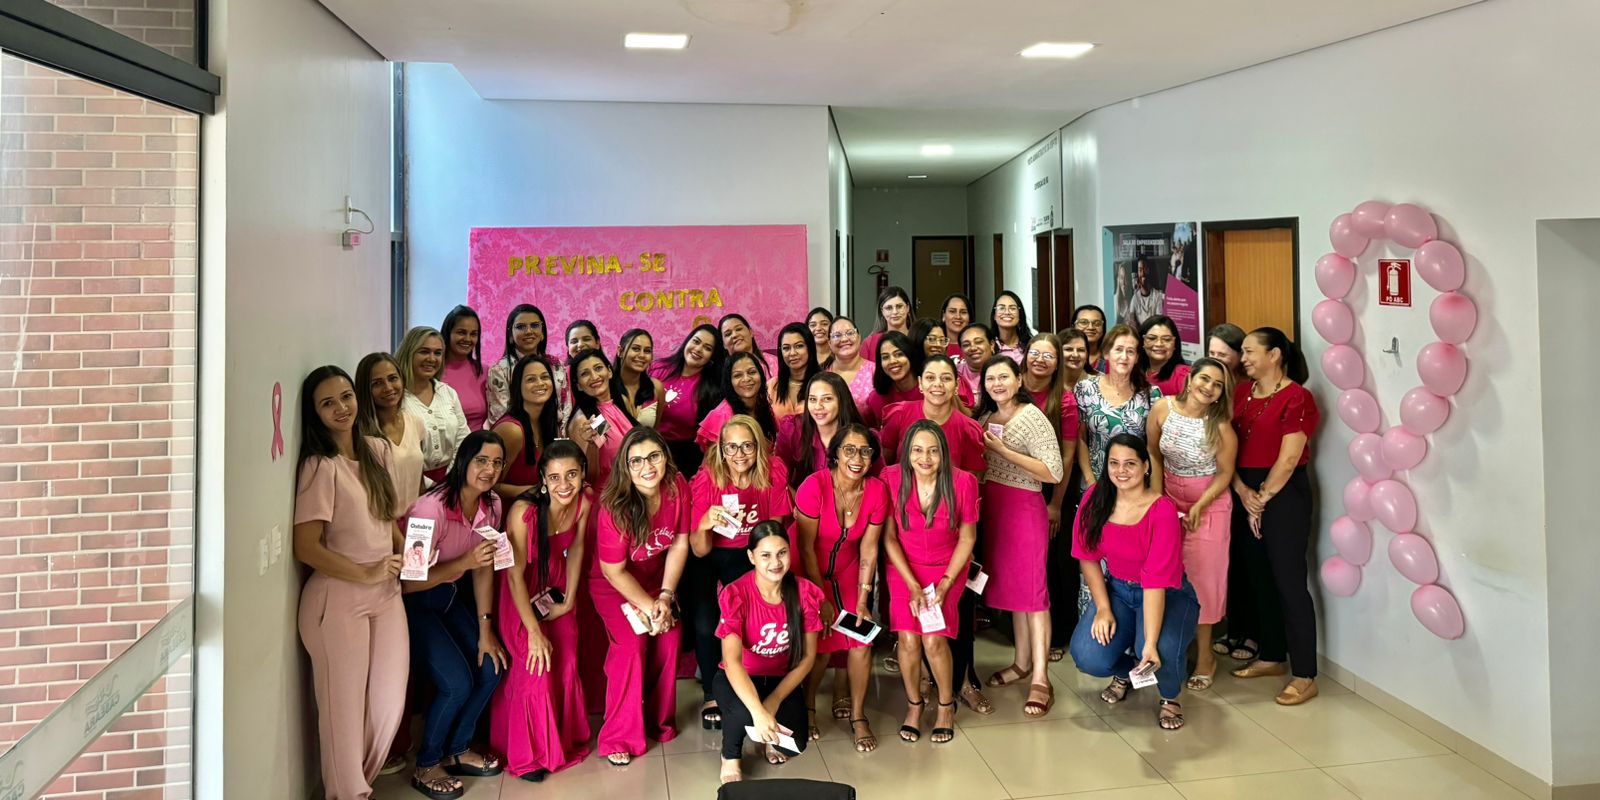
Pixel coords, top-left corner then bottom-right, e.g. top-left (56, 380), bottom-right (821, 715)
top-left (1, 54), bottom-right (197, 799)
top-left (45, 0), bottom-right (199, 65)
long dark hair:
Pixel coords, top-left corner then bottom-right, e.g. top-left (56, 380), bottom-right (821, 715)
top-left (506, 354), bottom-right (560, 466)
top-left (718, 313), bottom-right (764, 357)
top-left (612, 328), bottom-right (658, 410)
top-left (1023, 332), bottom-right (1066, 436)
top-left (746, 520), bottom-right (807, 670)
top-left (774, 322), bottom-right (821, 406)
top-left (297, 366), bottom-right (398, 522)
top-left (353, 351), bottom-right (402, 441)
top-left (941, 293), bottom-right (972, 325)
top-left (909, 318), bottom-right (946, 357)
top-left (794, 372), bottom-right (864, 488)
top-left (565, 319), bottom-right (601, 357)
top-left (661, 324), bottom-right (727, 423)
top-left (1075, 432), bottom-right (1150, 552)
top-left (990, 290), bottom-right (1034, 346)
top-left (872, 285), bottom-right (911, 334)
top-left (720, 351), bottom-right (779, 440)
top-left (424, 429), bottom-right (505, 519)
top-left (518, 439), bottom-right (586, 592)
top-left (973, 354), bottom-right (1034, 418)
top-left (568, 348), bottom-right (638, 428)
top-left (826, 423), bottom-right (880, 470)
top-left (871, 331), bottom-right (922, 395)
top-left (896, 420), bottom-right (958, 528)
top-left (441, 304), bottom-right (483, 376)
top-left (501, 303), bottom-right (548, 364)
top-left (1250, 327), bottom-right (1309, 384)
top-left (600, 427), bottom-right (682, 549)
top-left (1139, 315), bottom-right (1187, 381)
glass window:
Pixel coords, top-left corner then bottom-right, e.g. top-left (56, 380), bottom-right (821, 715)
top-left (42, 0), bottom-right (201, 66)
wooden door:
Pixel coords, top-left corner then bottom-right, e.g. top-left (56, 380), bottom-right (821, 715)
top-left (1217, 228), bottom-right (1295, 335)
top-left (1052, 230), bottom-right (1074, 332)
top-left (913, 237), bottom-right (969, 321)
top-left (1033, 233), bottom-right (1053, 330)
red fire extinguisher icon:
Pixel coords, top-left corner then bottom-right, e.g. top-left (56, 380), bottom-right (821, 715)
top-left (869, 264), bottom-right (889, 294)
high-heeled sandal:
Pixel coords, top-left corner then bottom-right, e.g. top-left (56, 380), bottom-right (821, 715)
top-left (806, 707), bottom-right (821, 741)
top-left (930, 701), bottom-right (957, 743)
top-left (899, 699), bottom-right (924, 743)
top-left (851, 718), bottom-right (877, 752)
top-left (701, 701), bottom-right (722, 730)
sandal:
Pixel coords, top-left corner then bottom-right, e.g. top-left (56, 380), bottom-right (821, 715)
top-left (1023, 683), bottom-right (1054, 717)
top-left (806, 707), bottom-right (821, 741)
top-left (986, 663), bottom-right (1028, 688)
top-left (443, 751), bottom-right (502, 777)
top-left (884, 642), bottom-right (901, 674)
top-left (1158, 699), bottom-right (1185, 730)
top-left (1185, 672), bottom-right (1215, 692)
top-left (1048, 647), bottom-right (1066, 663)
top-left (1228, 639), bottom-right (1260, 662)
top-left (831, 695), bottom-right (851, 720)
top-left (605, 752), bottom-right (631, 767)
top-left (411, 768), bottom-right (463, 800)
top-left (1211, 635), bottom-right (1238, 656)
top-left (380, 754), bottom-right (409, 776)
top-left (899, 699), bottom-right (924, 743)
top-left (851, 718), bottom-right (877, 753)
top-left (701, 701), bottom-right (723, 731)
top-left (1100, 676), bottom-right (1132, 705)
top-left (959, 684), bottom-right (995, 715)
top-left (931, 701), bottom-right (957, 743)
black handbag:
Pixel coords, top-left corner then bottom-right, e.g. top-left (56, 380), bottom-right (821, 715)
top-left (717, 778), bottom-right (855, 800)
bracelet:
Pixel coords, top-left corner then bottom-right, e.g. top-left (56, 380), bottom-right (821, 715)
top-left (858, 582), bottom-right (873, 590)
top-left (479, 613), bottom-right (494, 622)
top-left (658, 588), bottom-right (676, 599)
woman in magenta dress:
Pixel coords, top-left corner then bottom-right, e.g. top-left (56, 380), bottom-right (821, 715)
top-left (975, 355), bottom-right (1064, 716)
top-left (861, 285), bottom-right (912, 363)
top-left (567, 348), bottom-right (637, 489)
top-left (650, 324), bottom-right (726, 478)
top-left (956, 323), bottom-right (995, 410)
top-left (774, 372), bottom-right (865, 490)
top-left (882, 421), bottom-right (978, 744)
top-left (1021, 332), bottom-right (1080, 663)
top-left (1141, 315), bottom-right (1191, 398)
top-left (940, 294), bottom-right (972, 359)
top-left (491, 440), bottom-right (592, 781)
top-left (862, 331), bottom-right (923, 427)
top-left (794, 424), bottom-right (888, 752)
top-left (492, 354), bottom-right (560, 504)
top-left (720, 313), bottom-right (781, 378)
top-left (695, 351), bottom-right (779, 450)
top-left (825, 316), bottom-right (876, 410)
top-left (439, 304), bottom-right (489, 431)
top-left (592, 428), bottom-right (692, 765)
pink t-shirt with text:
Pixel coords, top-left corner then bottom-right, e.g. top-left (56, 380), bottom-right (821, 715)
top-left (689, 457), bottom-right (792, 549)
top-left (595, 473), bottom-right (691, 592)
top-left (715, 571), bottom-right (825, 677)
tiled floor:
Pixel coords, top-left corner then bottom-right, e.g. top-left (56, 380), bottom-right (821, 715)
top-left (374, 634), bottom-right (1530, 799)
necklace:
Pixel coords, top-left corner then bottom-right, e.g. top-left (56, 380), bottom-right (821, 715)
top-left (1238, 377), bottom-right (1288, 441)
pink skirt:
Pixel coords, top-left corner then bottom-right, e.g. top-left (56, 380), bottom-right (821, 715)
top-left (980, 482), bottom-right (1049, 612)
top-left (490, 588), bottom-right (591, 776)
top-left (1164, 471), bottom-right (1232, 625)
top-left (887, 560), bottom-right (963, 639)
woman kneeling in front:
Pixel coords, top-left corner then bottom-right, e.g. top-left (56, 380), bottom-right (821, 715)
top-left (713, 521), bottom-right (825, 784)
top-left (1069, 433), bottom-right (1200, 730)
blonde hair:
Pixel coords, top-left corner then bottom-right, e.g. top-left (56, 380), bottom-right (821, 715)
top-left (703, 414), bottom-right (773, 490)
top-left (1177, 357), bottom-right (1235, 450)
top-left (395, 326), bottom-right (445, 390)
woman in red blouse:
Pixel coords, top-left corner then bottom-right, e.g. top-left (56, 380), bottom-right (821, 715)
top-left (1227, 327), bottom-right (1321, 706)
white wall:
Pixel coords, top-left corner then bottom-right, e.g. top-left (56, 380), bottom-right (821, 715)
top-left (967, 0), bottom-right (1600, 785)
top-left (849, 187), bottom-right (968, 320)
top-left (967, 131), bottom-right (1064, 312)
top-left (828, 114), bottom-right (852, 315)
top-left (405, 64), bottom-right (834, 330)
top-left (199, 1), bottom-right (393, 796)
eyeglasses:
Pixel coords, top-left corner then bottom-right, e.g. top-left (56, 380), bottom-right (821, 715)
top-left (626, 450), bottom-right (666, 472)
top-left (1026, 349), bottom-right (1057, 362)
top-left (471, 456), bottom-right (506, 471)
top-left (994, 304), bottom-right (1020, 313)
top-left (925, 335), bottom-right (949, 345)
top-left (1143, 334), bottom-right (1176, 346)
top-left (1075, 319), bottom-right (1105, 329)
top-left (838, 444), bottom-right (874, 461)
top-left (721, 441), bottom-right (757, 455)
top-left (514, 321), bottom-right (545, 331)
top-left (829, 330), bottom-right (859, 341)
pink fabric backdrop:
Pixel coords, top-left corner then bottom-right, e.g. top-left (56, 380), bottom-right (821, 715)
top-left (468, 225), bottom-right (809, 362)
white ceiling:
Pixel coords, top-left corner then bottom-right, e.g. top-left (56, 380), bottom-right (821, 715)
top-left (323, 0), bottom-right (1480, 186)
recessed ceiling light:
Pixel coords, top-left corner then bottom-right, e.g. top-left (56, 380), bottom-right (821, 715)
top-left (908, 175), bottom-right (928, 179)
top-left (625, 33), bottom-right (690, 50)
top-left (1020, 42), bottom-right (1095, 59)
top-left (920, 144), bottom-right (953, 157)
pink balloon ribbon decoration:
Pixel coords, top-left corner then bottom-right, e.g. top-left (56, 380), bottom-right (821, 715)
top-left (1317, 200), bottom-right (1474, 639)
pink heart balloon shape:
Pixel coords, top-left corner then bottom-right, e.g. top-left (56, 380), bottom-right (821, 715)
top-left (1389, 532), bottom-right (1439, 584)
top-left (1343, 478), bottom-right (1377, 522)
top-left (1370, 479), bottom-right (1418, 533)
top-left (1348, 433), bottom-right (1392, 482)
top-left (1330, 516), bottom-right (1374, 565)
top-left (1381, 427), bottom-right (1428, 471)
top-left (1351, 200), bottom-right (1391, 238)
top-left (1314, 253), bottom-right (1356, 299)
top-left (1330, 213), bottom-right (1370, 258)
top-left (1312, 300), bottom-right (1355, 345)
top-left (1429, 292), bottom-right (1477, 345)
top-left (1399, 387), bottom-right (1450, 435)
top-left (1385, 203), bottom-right (1438, 248)
top-left (1411, 584), bottom-right (1465, 640)
top-left (1321, 345), bottom-right (1366, 391)
top-left (1336, 389), bottom-right (1381, 434)
top-left (1320, 556), bottom-right (1362, 597)
top-left (1417, 342), bottom-right (1467, 396)
top-left (1414, 240), bottom-right (1465, 292)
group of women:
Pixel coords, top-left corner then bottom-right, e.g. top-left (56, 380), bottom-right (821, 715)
top-left (292, 289), bottom-right (1323, 799)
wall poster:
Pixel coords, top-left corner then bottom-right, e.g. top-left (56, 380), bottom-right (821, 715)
top-left (1102, 222), bottom-right (1201, 361)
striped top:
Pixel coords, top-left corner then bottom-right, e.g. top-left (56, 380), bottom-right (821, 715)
top-left (1157, 397), bottom-right (1217, 478)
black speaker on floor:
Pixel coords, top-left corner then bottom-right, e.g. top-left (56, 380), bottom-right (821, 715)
top-left (716, 777), bottom-right (855, 799)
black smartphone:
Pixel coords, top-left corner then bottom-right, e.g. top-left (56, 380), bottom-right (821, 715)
top-left (967, 561), bottom-right (983, 581)
top-left (532, 587), bottom-right (566, 620)
top-left (835, 612), bottom-right (880, 643)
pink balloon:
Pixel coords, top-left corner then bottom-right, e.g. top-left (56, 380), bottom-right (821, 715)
top-left (1389, 533), bottom-right (1439, 584)
top-left (1429, 292), bottom-right (1477, 345)
top-left (1330, 516), bottom-right (1374, 565)
top-left (1330, 213), bottom-right (1370, 258)
top-left (1348, 433), bottom-right (1392, 482)
top-left (1321, 345), bottom-right (1366, 391)
top-left (1370, 479), bottom-right (1418, 533)
top-left (1414, 240), bottom-right (1465, 292)
top-left (1343, 478), bottom-right (1377, 522)
top-left (1351, 201), bottom-right (1391, 238)
top-left (1312, 300), bottom-right (1355, 345)
top-left (1381, 427), bottom-right (1428, 471)
top-left (1399, 387), bottom-right (1450, 435)
top-left (1385, 203), bottom-right (1438, 248)
top-left (1320, 556), bottom-right (1362, 597)
top-left (1314, 253), bottom-right (1357, 299)
top-left (1337, 389), bottom-right (1381, 433)
top-left (1411, 584), bottom-right (1465, 640)
top-left (1417, 342), bottom-right (1467, 396)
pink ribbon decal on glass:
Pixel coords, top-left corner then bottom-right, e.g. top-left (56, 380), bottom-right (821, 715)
top-left (269, 382), bottom-right (285, 461)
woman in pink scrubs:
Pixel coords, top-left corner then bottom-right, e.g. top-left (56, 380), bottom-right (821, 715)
top-left (650, 324), bottom-right (726, 478)
top-left (862, 332), bottom-right (923, 428)
top-left (439, 305), bottom-right (489, 431)
top-left (825, 316), bottom-right (875, 410)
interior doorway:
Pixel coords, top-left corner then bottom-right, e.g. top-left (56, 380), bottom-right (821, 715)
top-left (992, 233), bottom-right (1004, 306)
top-left (912, 236), bottom-right (971, 321)
top-left (1031, 228), bottom-right (1075, 332)
top-left (1203, 219), bottom-right (1299, 340)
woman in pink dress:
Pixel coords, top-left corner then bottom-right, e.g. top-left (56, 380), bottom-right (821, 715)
top-left (695, 351), bottom-right (779, 451)
top-left (975, 355), bottom-right (1064, 717)
top-left (955, 323), bottom-right (994, 410)
top-left (862, 332), bottom-right (923, 428)
top-left (592, 428), bottom-right (692, 765)
top-left (720, 313), bottom-right (781, 378)
top-left (882, 421), bottom-right (978, 744)
top-left (1147, 358), bottom-right (1237, 691)
top-left (491, 355), bottom-right (560, 504)
top-left (861, 285), bottom-right (912, 363)
top-left (439, 305), bottom-right (489, 431)
top-left (774, 372), bottom-right (866, 490)
top-left (940, 294), bottom-right (972, 360)
top-left (490, 440), bottom-right (593, 782)
top-left (650, 324), bottom-right (726, 478)
top-left (795, 424), bottom-right (889, 753)
top-left (1021, 333), bottom-right (1080, 663)
top-left (824, 316), bottom-right (876, 410)
top-left (1141, 315), bottom-right (1192, 398)
top-left (769, 323), bottom-right (821, 423)
top-left (566, 348), bottom-right (637, 489)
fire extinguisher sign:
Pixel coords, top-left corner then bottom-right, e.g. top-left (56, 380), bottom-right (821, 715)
top-left (1378, 258), bottom-right (1412, 307)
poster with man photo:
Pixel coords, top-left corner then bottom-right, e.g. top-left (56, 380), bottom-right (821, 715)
top-left (1101, 222), bottom-right (1201, 360)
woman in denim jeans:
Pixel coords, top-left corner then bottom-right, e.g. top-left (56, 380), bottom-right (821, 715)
top-left (1069, 432), bottom-right (1199, 730)
top-left (399, 430), bottom-right (511, 798)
